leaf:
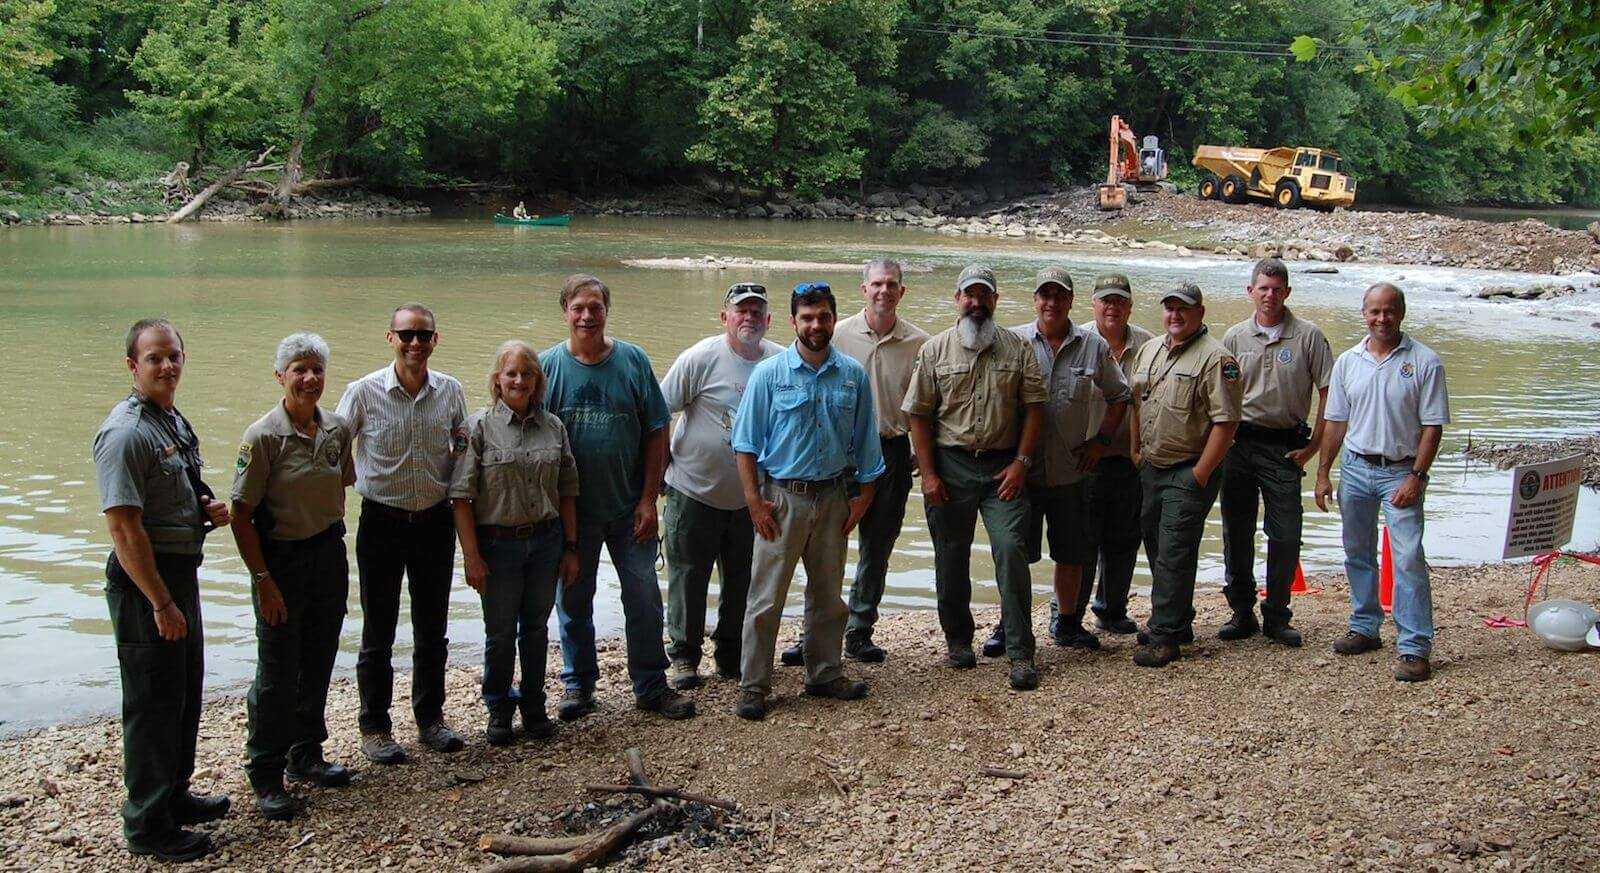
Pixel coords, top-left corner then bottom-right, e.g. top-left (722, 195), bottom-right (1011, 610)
top-left (1289, 35), bottom-right (1319, 62)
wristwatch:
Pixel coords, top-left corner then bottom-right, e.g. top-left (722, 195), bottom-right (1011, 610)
top-left (1409, 469), bottom-right (1430, 482)
top-left (1015, 453), bottom-right (1034, 469)
top-left (252, 569), bottom-right (271, 582)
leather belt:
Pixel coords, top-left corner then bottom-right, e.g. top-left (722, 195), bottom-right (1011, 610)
top-left (1353, 452), bottom-right (1415, 467)
top-left (772, 475), bottom-right (848, 495)
top-left (476, 519), bottom-right (558, 541)
top-left (362, 498), bottom-right (450, 524)
top-left (1237, 422), bottom-right (1299, 442)
top-left (943, 445), bottom-right (1017, 461)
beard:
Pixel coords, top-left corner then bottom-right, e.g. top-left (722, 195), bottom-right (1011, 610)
top-left (957, 312), bottom-right (998, 351)
top-left (798, 328), bottom-right (832, 352)
top-left (733, 323), bottom-right (767, 345)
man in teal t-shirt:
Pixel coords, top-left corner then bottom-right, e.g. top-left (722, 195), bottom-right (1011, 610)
top-left (539, 274), bottom-right (694, 721)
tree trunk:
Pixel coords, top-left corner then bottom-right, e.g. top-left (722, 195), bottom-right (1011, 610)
top-left (167, 148), bottom-right (274, 223)
top-left (274, 78), bottom-right (319, 205)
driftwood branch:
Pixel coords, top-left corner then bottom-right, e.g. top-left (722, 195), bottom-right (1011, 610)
top-left (582, 783), bottom-right (737, 811)
top-left (481, 806), bottom-right (666, 873)
top-left (477, 835), bottom-right (590, 856)
top-left (979, 767), bottom-right (1030, 780)
top-left (167, 148), bottom-right (275, 223)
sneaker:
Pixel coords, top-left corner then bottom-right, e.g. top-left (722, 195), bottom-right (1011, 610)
top-left (1264, 624), bottom-right (1304, 648)
top-left (170, 791), bottom-right (231, 825)
top-left (945, 642), bottom-right (977, 669)
top-left (637, 688), bottom-right (697, 720)
top-left (418, 721), bottom-right (465, 753)
top-left (360, 731), bottom-right (407, 766)
top-left (1136, 626), bottom-right (1195, 646)
top-left (1095, 615), bottom-right (1139, 635)
top-left (253, 785), bottom-right (300, 821)
top-left (779, 641), bottom-right (805, 667)
top-left (804, 676), bottom-right (869, 700)
top-left (522, 712), bottom-right (557, 740)
top-left (980, 623), bottom-right (1006, 658)
top-left (1217, 612), bottom-right (1261, 641)
top-left (1054, 623), bottom-right (1102, 651)
top-left (1332, 631), bottom-right (1382, 655)
top-left (285, 757), bottom-right (352, 788)
top-left (843, 632), bottom-right (886, 664)
top-left (1132, 642), bottom-right (1180, 668)
top-left (1394, 654), bottom-right (1432, 682)
top-left (669, 661), bottom-right (702, 690)
top-left (557, 688), bottom-right (596, 722)
top-left (127, 828), bottom-right (212, 862)
top-left (1008, 659), bottom-right (1039, 691)
top-left (735, 691), bottom-right (768, 721)
top-left (485, 710), bottom-right (515, 747)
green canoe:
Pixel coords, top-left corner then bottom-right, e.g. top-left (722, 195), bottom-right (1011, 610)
top-left (493, 213), bottom-right (571, 226)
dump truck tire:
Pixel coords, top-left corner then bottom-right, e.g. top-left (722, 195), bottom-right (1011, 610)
top-left (1274, 179), bottom-right (1302, 209)
top-left (1198, 176), bottom-right (1220, 200)
top-left (1221, 175), bottom-right (1246, 203)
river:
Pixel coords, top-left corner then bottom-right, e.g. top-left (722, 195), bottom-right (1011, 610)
top-left (2, 215), bottom-right (1597, 735)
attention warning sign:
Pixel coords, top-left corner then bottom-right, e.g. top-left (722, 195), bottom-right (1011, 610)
top-left (1502, 454), bottom-right (1584, 559)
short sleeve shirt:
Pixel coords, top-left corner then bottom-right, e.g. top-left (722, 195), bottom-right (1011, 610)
top-left (93, 394), bottom-right (205, 554)
top-left (231, 404), bottom-right (353, 540)
top-left (1324, 333), bottom-right (1450, 461)
top-left (334, 365), bottom-right (467, 512)
top-left (1130, 326), bottom-right (1243, 468)
top-left (1084, 321), bottom-right (1154, 459)
top-left (448, 401), bottom-right (579, 526)
top-left (731, 344), bottom-right (885, 484)
top-left (901, 326), bottom-right (1049, 450)
top-left (660, 334), bottom-right (784, 511)
top-left (540, 340), bottom-right (670, 527)
top-left (1010, 321), bottom-right (1133, 486)
top-left (833, 311), bottom-right (930, 439)
top-left (1222, 310), bottom-right (1334, 428)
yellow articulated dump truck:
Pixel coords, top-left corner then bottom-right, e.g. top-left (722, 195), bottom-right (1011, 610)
top-left (1192, 145), bottom-right (1356, 210)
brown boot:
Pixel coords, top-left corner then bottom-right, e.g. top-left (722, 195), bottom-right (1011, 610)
top-left (1393, 654), bottom-right (1432, 682)
top-left (1331, 630), bottom-right (1382, 655)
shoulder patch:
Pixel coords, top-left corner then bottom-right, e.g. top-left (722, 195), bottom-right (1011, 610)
top-left (1221, 360), bottom-right (1241, 382)
top-left (235, 441), bottom-right (252, 473)
top-left (451, 425), bottom-right (469, 456)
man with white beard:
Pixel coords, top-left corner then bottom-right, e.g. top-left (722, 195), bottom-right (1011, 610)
top-left (903, 265), bottom-right (1048, 690)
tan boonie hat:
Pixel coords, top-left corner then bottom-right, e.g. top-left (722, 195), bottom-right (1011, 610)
top-left (957, 264), bottom-right (997, 294)
top-left (1092, 273), bottom-right (1132, 300)
top-left (1161, 281), bottom-right (1203, 306)
top-left (1032, 267), bottom-right (1073, 295)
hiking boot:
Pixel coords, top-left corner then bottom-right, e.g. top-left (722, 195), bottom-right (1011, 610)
top-left (522, 712), bottom-right (557, 740)
top-left (946, 642), bottom-right (977, 669)
top-left (1332, 631), bottom-right (1382, 655)
top-left (735, 691), bottom-right (768, 721)
top-left (418, 721), bottom-right (465, 753)
top-left (843, 632), bottom-right (886, 663)
top-left (485, 710), bottom-right (515, 747)
top-left (170, 791), bottom-right (230, 825)
top-left (1096, 615), bottom-right (1139, 635)
top-left (1054, 622), bottom-right (1102, 651)
top-left (804, 676), bottom-right (869, 700)
top-left (712, 647), bottom-right (741, 680)
top-left (980, 622), bottom-right (1006, 658)
top-left (285, 757), bottom-right (352, 788)
top-left (779, 641), bottom-right (805, 667)
top-left (360, 731), bottom-right (407, 766)
top-left (1136, 626), bottom-right (1194, 646)
top-left (1008, 659), bottom-right (1039, 691)
top-left (253, 785), bottom-right (300, 822)
top-left (557, 688), bottom-right (596, 722)
top-left (1394, 654), bottom-right (1432, 682)
top-left (1132, 642), bottom-right (1180, 668)
top-left (637, 688), bottom-right (696, 720)
top-left (1217, 612), bottom-right (1261, 641)
top-left (669, 661), bottom-right (702, 690)
top-left (127, 828), bottom-right (212, 862)
top-left (1264, 624), bottom-right (1304, 648)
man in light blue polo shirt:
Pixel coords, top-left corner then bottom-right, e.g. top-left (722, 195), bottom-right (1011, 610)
top-left (731, 281), bottom-right (885, 720)
top-left (1315, 282), bottom-right (1449, 682)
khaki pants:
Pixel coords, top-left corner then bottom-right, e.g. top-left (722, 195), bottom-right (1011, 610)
top-left (740, 481), bottom-right (849, 695)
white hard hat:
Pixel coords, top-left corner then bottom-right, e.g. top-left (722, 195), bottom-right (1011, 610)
top-left (1587, 620), bottom-right (1600, 650)
top-left (1528, 600), bottom-right (1599, 652)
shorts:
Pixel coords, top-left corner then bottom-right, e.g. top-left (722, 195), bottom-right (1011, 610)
top-left (1024, 481), bottom-right (1094, 565)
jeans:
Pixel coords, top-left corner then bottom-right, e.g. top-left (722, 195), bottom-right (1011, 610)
top-left (847, 435), bottom-right (914, 636)
top-left (662, 487), bottom-right (752, 670)
top-left (1220, 437), bottom-right (1305, 627)
top-left (479, 523), bottom-right (562, 719)
top-left (1140, 461), bottom-right (1223, 645)
top-left (1071, 456), bottom-right (1142, 624)
top-left (1336, 450), bottom-right (1433, 657)
top-left (355, 499), bottom-right (456, 734)
top-left (555, 513), bottom-right (669, 701)
top-left (927, 448), bottom-right (1035, 661)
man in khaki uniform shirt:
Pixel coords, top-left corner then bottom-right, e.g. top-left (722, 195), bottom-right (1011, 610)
top-left (1128, 282), bottom-right (1242, 667)
top-left (903, 264), bottom-right (1048, 690)
top-left (1218, 258), bottom-right (1333, 647)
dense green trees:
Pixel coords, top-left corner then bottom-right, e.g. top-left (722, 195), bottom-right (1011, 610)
top-left (1, 0), bottom-right (1596, 206)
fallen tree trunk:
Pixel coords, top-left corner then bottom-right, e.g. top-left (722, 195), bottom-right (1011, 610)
top-left (228, 177), bottom-right (361, 198)
top-left (167, 148), bottom-right (274, 224)
top-left (481, 805), bottom-right (665, 873)
top-left (477, 834), bottom-right (590, 856)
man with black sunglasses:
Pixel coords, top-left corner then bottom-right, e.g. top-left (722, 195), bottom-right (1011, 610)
top-left (336, 303), bottom-right (469, 763)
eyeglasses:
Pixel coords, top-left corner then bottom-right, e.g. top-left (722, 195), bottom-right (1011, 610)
top-left (726, 282), bottom-right (767, 300)
top-left (393, 329), bottom-right (436, 344)
top-left (793, 281), bottom-right (832, 296)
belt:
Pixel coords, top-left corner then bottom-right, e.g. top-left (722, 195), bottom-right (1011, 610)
top-left (942, 445), bottom-right (1017, 461)
top-left (266, 519), bottom-right (346, 546)
top-left (771, 475), bottom-right (849, 495)
top-left (1353, 452), bottom-right (1415, 467)
top-left (1236, 422), bottom-right (1300, 442)
top-left (362, 498), bottom-right (450, 524)
top-left (476, 519), bottom-right (558, 541)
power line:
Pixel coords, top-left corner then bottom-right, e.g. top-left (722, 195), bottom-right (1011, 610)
top-left (902, 21), bottom-right (1443, 60)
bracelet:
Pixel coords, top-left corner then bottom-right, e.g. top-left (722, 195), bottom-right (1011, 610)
top-left (1409, 469), bottom-right (1429, 482)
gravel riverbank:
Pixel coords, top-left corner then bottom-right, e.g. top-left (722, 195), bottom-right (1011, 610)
top-left (4, 561), bottom-right (1598, 871)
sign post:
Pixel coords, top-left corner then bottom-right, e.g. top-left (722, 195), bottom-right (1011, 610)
top-left (1501, 454), bottom-right (1584, 560)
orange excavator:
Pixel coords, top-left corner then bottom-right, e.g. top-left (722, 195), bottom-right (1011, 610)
top-left (1097, 115), bottom-right (1167, 210)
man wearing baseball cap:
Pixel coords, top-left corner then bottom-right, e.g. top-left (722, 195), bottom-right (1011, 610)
top-left (903, 264), bottom-right (1048, 690)
top-left (659, 282), bottom-right (785, 689)
top-left (1127, 281), bottom-right (1243, 667)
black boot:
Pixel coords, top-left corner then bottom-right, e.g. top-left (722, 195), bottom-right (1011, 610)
top-left (980, 622), bottom-right (1006, 658)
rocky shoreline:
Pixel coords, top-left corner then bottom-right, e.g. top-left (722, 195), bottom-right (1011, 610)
top-left (0, 182), bottom-right (429, 228)
top-left (3, 562), bottom-right (1597, 871)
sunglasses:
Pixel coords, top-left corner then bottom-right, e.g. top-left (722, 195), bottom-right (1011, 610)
top-left (726, 282), bottom-right (767, 300)
top-left (392, 329), bottom-right (436, 343)
top-left (793, 281), bottom-right (832, 296)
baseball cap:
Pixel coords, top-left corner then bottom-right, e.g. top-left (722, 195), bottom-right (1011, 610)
top-left (725, 282), bottom-right (768, 305)
top-left (1092, 273), bottom-right (1132, 300)
top-left (1161, 282), bottom-right (1203, 306)
top-left (957, 264), bottom-right (997, 294)
top-left (1033, 267), bottom-right (1073, 295)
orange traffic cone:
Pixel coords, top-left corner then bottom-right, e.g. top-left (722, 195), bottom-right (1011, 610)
top-left (1379, 525), bottom-right (1394, 613)
top-left (1291, 562), bottom-right (1308, 594)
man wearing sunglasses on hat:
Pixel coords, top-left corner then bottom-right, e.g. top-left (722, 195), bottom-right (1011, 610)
top-left (336, 303), bottom-right (469, 764)
top-left (659, 282), bottom-right (784, 690)
top-left (731, 281), bottom-right (884, 720)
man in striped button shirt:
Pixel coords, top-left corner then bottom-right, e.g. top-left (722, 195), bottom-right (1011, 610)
top-left (336, 303), bottom-right (468, 764)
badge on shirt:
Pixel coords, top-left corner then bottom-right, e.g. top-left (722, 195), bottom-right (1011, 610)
top-left (235, 442), bottom-right (252, 473)
top-left (451, 425), bottom-right (469, 456)
top-left (1399, 362), bottom-right (1415, 379)
top-left (1221, 360), bottom-right (1241, 382)
top-left (321, 439), bottom-right (341, 469)
top-left (1276, 348), bottom-right (1293, 364)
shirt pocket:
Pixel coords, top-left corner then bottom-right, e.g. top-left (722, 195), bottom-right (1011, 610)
top-left (1166, 374), bottom-right (1197, 410)
top-left (935, 362), bottom-right (975, 405)
top-left (480, 449), bottom-right (527, 502)
top-left (1067, 365), bottom-right (1094, 403)
top-left (772, 384), bottom-right (809, 417)
top-left (989, 359), bottom-right (1023, 401)
top-left (526, 447), bottom-right (563, 503)
top-left (829, 380), bottom-right (859, 413)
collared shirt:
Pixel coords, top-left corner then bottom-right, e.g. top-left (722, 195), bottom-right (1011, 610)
top-left (335, 364), bottom-right (467, 512)
top-left (94, 394), bottom-right (206, 554)
top-left (231, 404), bottom-right (353, 540)
top-left (731, 343), bottom-right (886, 484)
top-left (449, 400), bottom-right (579, 527)
top-left (1222, 309), bottom-right (1334, 428)
top-left (1010, 320), bottom-right (1133, 486)
top-left (1085, 320), bottom-right (1155, 459)
top-left (1130, 325), bottom-right (1243, 468)
top-left (661, 334), bottom-right (785, 511)
top-left (901, 325), bottom-right (1048, 450)
top-left (1325, 333), bottom-right (1450, 461)
top-left (833, 310), bottom-right (930, 438)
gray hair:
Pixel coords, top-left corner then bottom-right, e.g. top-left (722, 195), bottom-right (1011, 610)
top-left (1362, 282), bottom-right (1406, 315)
top-left (275, 332), bottom-right (331, 372)
top-left (862, 258), bottom-right (904, 284)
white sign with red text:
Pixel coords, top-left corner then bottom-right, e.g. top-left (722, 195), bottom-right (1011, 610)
top-left (1502, 454), bottom-right (1584, 559)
